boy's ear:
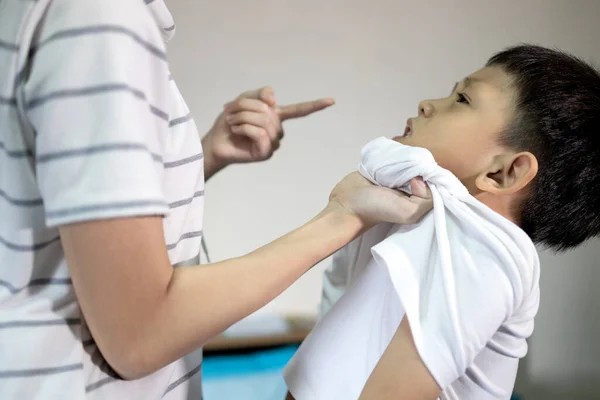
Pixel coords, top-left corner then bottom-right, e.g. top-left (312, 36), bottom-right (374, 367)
top-left (475, 152), bottom-right (538, 195)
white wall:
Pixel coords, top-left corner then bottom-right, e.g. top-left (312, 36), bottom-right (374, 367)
top-left (167, 0), bottom-right (600, 398)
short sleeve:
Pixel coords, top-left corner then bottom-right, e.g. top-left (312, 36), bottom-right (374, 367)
top-left (319, 223), bottom-right (395, 319)
top-left (319, 246), bottom-right (352, 319)
top-left (371, 231), bottom-right (517, 389)
top-left (23, 0), bottom-right (171, 227)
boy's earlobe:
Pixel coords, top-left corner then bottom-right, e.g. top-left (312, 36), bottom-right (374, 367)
top-left (475, 152), bottom-right (538, 195)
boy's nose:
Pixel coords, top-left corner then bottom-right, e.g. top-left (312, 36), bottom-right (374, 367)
top-left (418, 101), bottom-right (434, 118)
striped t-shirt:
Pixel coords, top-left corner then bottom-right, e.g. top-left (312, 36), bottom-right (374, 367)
top-left (1, 0), bottom-right (205, 398)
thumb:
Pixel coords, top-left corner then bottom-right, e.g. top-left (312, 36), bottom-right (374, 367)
top-left (409, 177), bottom-right (432, 199)
top-left (237, 86), bottom-right (276, 107)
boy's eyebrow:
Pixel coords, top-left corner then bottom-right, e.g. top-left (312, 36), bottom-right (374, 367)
top-left (452, 77), bottom-right (483, 94)
top-left (464, 77), bottom-right (476, 87)
top-left (451, 82), bottom-right (459, 94)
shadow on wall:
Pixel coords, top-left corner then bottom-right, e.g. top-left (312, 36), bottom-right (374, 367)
top-left (515, 239), bottom-right (600, 400)
top-left (516, 376), bottom-right (600, 400)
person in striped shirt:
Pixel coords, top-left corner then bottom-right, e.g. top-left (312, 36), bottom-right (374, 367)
top-left (0, 0), bottom-right (433, 398)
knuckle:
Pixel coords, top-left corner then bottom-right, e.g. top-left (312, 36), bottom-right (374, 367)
top-left (261, 86), bottom-right (274, 97)
top-left (249, 99), bottom-right (262, 110)
top-left (256, 128), bottom-right (269, 141)
top-left (266, 125), bottom-right (277, 138)
top-left (259, 103), bottom-right (270, 114)
top-left (259, 143), bottom-right (272, 158)
top-left (232, 112), bottom-right (247, 124)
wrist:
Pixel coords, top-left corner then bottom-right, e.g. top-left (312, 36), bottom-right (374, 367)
top-left (317, 202), bottom-right (366, 236)
top-left (201, 134), bottom-right (228, 180)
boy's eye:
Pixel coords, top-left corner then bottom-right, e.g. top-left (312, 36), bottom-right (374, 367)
top-left (456, 93), bottom-right (470, 104)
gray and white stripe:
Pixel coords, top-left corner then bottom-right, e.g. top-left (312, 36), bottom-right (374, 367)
top-left (0, 278), bottom-right (72, 295)
top-left (0, 189), bottom-right (43, 207)
top-left (0, 364), bottom-right (83, 379)
top-left (0, 318), bottom-right (81, 329)
top-left (0, 96), bottom-right (17, 106)
top-left (169, 190), bottom-right (204, 209)
top-left (86, 376), bottom-right (117, 393)
top-left (26, 83), bottom-right (169, 121)
top-left (0, 235), bottom-right (60, 252)
top-left (36, 142), bottom-right (161, 164)
top-left (164, 152), bottom-right (203, 169)
top-left (169, 112), bottom-right (193, 127)
top-left (0, 141), bottom-right (33, 158)
top-left (166, 231), bottom-right (203, 251)
top-left (0, 40), bottom-right (18, 52)
top-left (34, 25), bottom-right (167, 61)
top-left (162, 363), bottom-right (202, 397)
top-left (45, 200), bottom-right (168, 220)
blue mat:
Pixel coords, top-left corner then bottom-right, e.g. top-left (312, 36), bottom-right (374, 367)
top-left (203, 345), bottom-right (297, 400)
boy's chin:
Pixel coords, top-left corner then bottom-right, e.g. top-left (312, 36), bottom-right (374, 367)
top-left (392, 135), bottom-right (416, 145)
top-left (392, 136), bottom-right (429, 152)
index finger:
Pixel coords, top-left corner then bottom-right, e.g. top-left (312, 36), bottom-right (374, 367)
top-left (277, 98), bottom-right (335, 121)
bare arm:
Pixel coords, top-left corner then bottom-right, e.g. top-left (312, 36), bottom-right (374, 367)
top-left (358, 318), bottom-right (441, 400)
top-left (61, 173), bottom-right (432, 380)
top-left (61, 205), bottom-right (361, 380)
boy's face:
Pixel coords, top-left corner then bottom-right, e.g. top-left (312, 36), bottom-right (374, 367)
top-left (395, 66), bottom-right (517, 191)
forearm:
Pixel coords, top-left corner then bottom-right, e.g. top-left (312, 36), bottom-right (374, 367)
top-left (64, 172), bottom-right (424, 380)
top-left (134, 205), bottom-right (363, 377)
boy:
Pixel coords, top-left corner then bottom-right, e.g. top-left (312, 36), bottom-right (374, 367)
top-left (1, 0), bottom-right (430, 398)
top-left (284, 45), bottom-right (600, 399)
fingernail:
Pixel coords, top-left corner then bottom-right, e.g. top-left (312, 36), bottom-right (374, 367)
top-left (223, 102), bottom-right (232, 109)
top-left (225, 115), bottom-right (233, 123)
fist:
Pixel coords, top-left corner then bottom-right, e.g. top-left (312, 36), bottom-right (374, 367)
top-left (328, 172), bottom-right (433, 229)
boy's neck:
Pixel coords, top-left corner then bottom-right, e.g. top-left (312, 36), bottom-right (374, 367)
top-left (474, 192), bottom-right (519, 226)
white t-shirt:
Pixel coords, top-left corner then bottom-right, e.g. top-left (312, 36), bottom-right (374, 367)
top-left (284, 138), bottom-right (540, 400)
top-left (1, 0), bottom-right (204, 398)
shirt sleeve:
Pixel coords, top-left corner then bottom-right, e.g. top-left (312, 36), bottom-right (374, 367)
top-left (319, 223), bottom-right (395, 318)
top-left (23, 0), bottom-right (171, 227)
top-left (371, 227), bottom-right (518, 389)
top-left (319, 245), bottom-right (354, 319)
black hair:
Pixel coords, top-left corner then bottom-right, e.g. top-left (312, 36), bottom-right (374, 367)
top-left (487, 44), bottom-right (600, 251)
